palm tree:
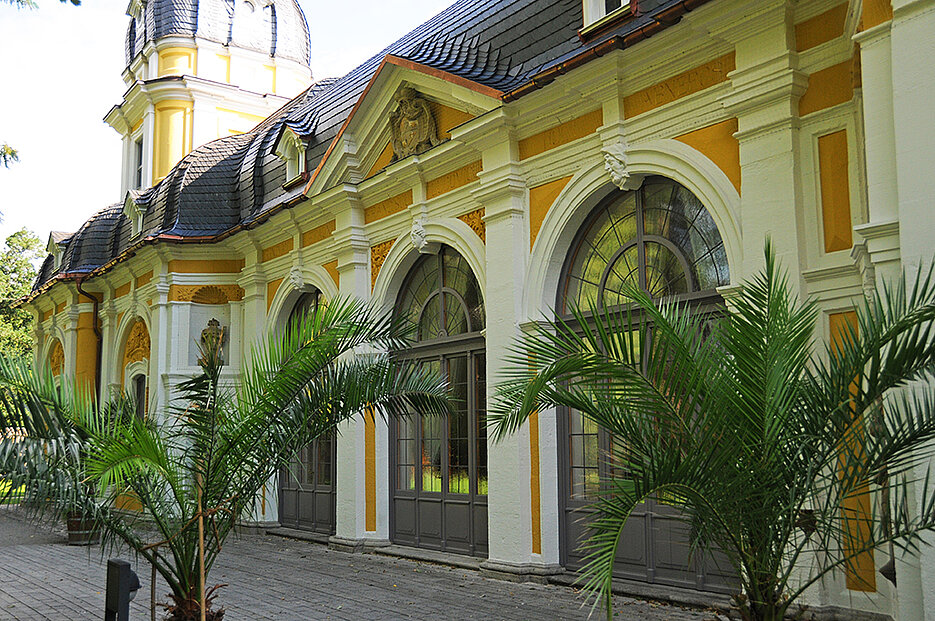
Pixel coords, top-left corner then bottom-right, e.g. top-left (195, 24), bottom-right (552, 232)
top-left (491, 244), bottom-right (935, 621)
top-left (0, 297), bottom-right (449, 621)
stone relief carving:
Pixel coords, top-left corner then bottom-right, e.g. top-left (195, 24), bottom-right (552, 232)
top-left (602, 142), bottom-right (640, 191)
top-left (458, 208), bottom-right (486, 243)
top-left (123, 319), bottom-right (150, 367)
top-left (370, 239), bottom-right (395, 290)
top-left (199, 318), bottom-right (227, 365)
top-left (389, 87), bottom-right (439, 162)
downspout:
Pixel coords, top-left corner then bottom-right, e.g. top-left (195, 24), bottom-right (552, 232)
top-left (75, 277), bottom-right (103, 401)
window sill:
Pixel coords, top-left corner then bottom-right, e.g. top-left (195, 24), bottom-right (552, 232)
top-left (282, 171), bottom-right (310, 192)
top-left (579, 4), bottom-right (633, 41)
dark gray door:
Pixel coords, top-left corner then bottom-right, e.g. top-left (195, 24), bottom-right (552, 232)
top-left (561, 410), bottom-right (735, 592)
top-left (391, 346), bottom-right (487, 556)
top-left (277, 290), bottom-right (336, 535)
top-left (279, 434), bottom-right (335, 535)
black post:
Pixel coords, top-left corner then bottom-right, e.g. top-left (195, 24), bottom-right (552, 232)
top-left (105, 559), bottom-right (140, 621)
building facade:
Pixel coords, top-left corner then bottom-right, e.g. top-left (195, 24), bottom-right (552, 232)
top-left (24, 0), bottom-right (935, 618)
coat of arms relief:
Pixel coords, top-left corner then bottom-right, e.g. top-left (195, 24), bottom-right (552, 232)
top-left (389, 87), bottom-right (440, 162)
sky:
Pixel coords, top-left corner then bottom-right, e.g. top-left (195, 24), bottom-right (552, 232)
top-left (0, 0), bottom-right (453, 248)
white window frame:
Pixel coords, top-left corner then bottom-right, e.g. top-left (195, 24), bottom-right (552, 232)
top-left (123, 191), bottom-right (145, 238)
top-left (582, 0), bottom-right (632, 33)
top-left (274, 128), bottom-right (306, 183)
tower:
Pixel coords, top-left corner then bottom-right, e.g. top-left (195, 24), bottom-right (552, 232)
top-left (104, 0), bottom-right (313, 193)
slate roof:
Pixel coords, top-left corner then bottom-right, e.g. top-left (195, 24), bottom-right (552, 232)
top-left (35, 0), bottom-right (708, 294)
top-left (124, 0), bottom-right (311, 68)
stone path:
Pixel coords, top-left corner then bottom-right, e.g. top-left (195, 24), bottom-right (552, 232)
top-left (0, 507), bottom-right (718, 620)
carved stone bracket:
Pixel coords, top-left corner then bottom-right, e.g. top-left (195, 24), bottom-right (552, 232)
top-left (602, 142), bottom-right (644, 191)
top-left (410, 217), bottom-right (440, 255)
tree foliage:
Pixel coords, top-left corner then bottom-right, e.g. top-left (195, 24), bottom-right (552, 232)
top-left (493, 243), bottom-right (935, 621)
top-left (0, 228), bottom-right (43, 358)
top-left (0, 297), bottom-right (451, 621)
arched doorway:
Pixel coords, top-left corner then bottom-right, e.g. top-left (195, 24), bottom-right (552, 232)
top-left (558, 176), bottom-right (735, 592)
top-left (390, 245), bottom-right (488, 556)
top-left (277, 290), bottom-right (337, 536)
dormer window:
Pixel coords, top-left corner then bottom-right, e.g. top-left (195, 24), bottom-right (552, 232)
top-left (124, 191), bottom-right (145, 238)
top-left (582, 0), bottom-right (631, 33)
top-left (46, 232), bottom-right (70, 270)
top-left (274, 128), bottom-right (306, 184)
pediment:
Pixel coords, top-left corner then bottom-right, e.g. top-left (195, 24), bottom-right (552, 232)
top-left (310, 55), bottom-right (502, 190)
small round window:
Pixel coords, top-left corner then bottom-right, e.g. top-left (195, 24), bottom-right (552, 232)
top-left (560, 176), bottom-right (729, 313)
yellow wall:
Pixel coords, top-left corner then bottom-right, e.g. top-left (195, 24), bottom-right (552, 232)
top-left (157, 47), bottom-right (197, 77)
top-left (153, 100), bottom-right (194, 183)
top-left (217, 107), bottom-right (266, 137)
top-left (818, 130), bottom-right (853, 253)
top-left (75, 312), bottom-right (98, 391)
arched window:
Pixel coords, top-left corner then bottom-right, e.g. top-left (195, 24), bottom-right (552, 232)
top-left (561, 176), bottom-right (729, 313)
top-left (557, 177), bottom-right (735, 592)
top-left (391, 245), bottom-right (487, 556)
top-left (396, 246), bottom-right (485, 342)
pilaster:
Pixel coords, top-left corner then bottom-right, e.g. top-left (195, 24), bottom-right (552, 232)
top-left (474, 125), bottom-right (560, 579)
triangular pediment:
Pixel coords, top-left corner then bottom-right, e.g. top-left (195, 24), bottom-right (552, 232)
top-left (309, 55), bottom-right (502, 191)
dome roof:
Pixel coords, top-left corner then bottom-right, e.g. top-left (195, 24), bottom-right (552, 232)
top-left (124, 0), bottom-right (311, 67)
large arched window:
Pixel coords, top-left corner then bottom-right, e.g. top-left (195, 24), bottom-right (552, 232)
top-left (557, 177), bottom-right (735, 593)
top-left (391, 245), bottom-right (487, 557)
top-left (561, 176), bottom-right (729, 313)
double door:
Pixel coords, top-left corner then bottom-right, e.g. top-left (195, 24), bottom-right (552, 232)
top-left (279, 434), bottom-right (336, 536)
top-left (391, 341), bottom-right (487, 557)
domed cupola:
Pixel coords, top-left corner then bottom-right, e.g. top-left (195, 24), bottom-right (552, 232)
top-left (109, 0), bottom-right (312, 196)
top-left (124, 0), bottom-right (310, 70)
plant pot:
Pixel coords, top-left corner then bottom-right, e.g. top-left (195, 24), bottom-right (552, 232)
top-left (66, 512), bottom-right (99, 546)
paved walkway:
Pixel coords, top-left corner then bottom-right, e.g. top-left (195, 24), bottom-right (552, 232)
top-left (0, 507), bottom-right (719, 620)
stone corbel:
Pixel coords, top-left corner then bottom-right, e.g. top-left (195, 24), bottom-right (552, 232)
top-left (410, 217), bottom-right (439, 255)
top-left (599, 119), bottom-right (643, 192)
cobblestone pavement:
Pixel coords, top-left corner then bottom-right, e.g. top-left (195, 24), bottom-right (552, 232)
top-left (0, 508), bottom-right (718, 620)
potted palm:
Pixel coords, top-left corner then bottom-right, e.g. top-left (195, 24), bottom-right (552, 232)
top-left (493, 244), bottom-right (935, 621)
top-left (0, 297), bottom-right (449, 621)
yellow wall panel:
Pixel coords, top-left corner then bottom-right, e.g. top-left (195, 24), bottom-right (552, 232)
top-left (426, 161), bottom-right (482, 199)
top-left (266, 278), bottom-right (283, 314)
top-left (799, 61), bottom-right (854, 116)
top-left (795, 4), bottom-right (848, 52)
top-left (168, 259), bottom-right (245, 274)
top-left (301, 220), bottom-right (336, 247)
top-left (153, 100), bottom-right (193, 183)
top-left (624, 54), bottom-right (735, 118)
top-left (261, 238), bottom-right (294, 263)
top-left (323, 260), bottom-right (340, 289)
top-left (364, 190), bottom-right (412, 224)
top-left (157, 47), bottom-right (196, 77)
top-left (818, 130), bottom-right (853, 253)
top-left (675, 118), bottom-right (742, 195)
top-left (861, 0), bottom-right (893, 30)
top-left (529, 176), bottom-right (572, 249)
top-left (519, 110), bottom-right (603, 161)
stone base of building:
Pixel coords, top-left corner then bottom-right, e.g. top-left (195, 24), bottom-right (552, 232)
top-left (479, 559), bottom-right (565, 585)
top-left (328, 535), bottom-right (391, 553)
top-left (236, 520), bottom-right (280, 535)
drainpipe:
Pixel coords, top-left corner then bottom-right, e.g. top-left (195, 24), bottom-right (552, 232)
top-left (75, 277), bottom-right (103, 401)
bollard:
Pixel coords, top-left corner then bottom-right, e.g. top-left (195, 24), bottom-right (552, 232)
top-left (105, 559), bottom-right (140, 621)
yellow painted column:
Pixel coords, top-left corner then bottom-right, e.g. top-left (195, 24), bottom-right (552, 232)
top-left (153, 100), bottom-right (194, 183)
top-left (74, 312), bottom-right (99, 393)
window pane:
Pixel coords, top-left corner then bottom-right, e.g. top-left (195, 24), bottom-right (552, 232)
top-left (475, 352), bottom-right (487, 496)
top-left (448, 356), bottom-right (469, 494)
top-left (316, 435), bottom-right (332, 486)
